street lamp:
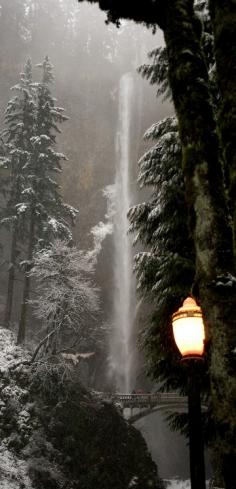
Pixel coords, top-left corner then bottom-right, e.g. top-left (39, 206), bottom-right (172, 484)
top-left (172, 297), bottom-right (205, 359)
top-left (172, 297), bottom-right (206, 489)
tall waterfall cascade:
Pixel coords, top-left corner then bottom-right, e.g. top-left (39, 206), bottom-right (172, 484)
top-left (109, 73), bottom-right (135, 393)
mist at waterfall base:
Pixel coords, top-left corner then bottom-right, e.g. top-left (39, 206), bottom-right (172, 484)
top-left (164, 480), bottom-right (210, 488)
top-left (136, 410), bottom-right (211, 486)
top-left (165, 481), bottom-right (190, 489)
top-left (135, 411), bottom-right (190, 482)
top-left (164, 481), bottom-right (196, 489)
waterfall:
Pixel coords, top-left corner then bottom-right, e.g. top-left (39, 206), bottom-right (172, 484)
top-left (109, 73), bottom-right (135, 393)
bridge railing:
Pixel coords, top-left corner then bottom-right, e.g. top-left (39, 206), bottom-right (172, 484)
top-left (92, 391), bottom-right (188, 408)
top-left (110, 393), bottom-right (187, 407)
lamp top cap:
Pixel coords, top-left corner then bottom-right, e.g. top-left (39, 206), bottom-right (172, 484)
top-left (173, 296), bottom-right (202, 318)
top-left (183, 297), bottom-right (198, 308)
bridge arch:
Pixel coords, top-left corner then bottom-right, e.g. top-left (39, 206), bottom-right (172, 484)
top-left (94, 392), bottom-right (207, 423)
top-left (97, 393), bottom-right (188, 422)
top-left (127, 401), bottom-right (189, 424)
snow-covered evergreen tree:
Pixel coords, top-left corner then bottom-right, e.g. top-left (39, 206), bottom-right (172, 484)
top-left (17, 56), bottom-right (78, 344)
top-left (0, 56), bottom-right (78, 340)
top-left (30, 56), bottom-right (77, 243)
top-left (29, 239), bottom-right (99, 360)
top-left (0, 59), bottom-right (36, 328)
top-left (128, 116), bottom-right (196, 390)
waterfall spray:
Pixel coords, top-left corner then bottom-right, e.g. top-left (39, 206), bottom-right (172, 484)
top-left (90, 185), bottom-right (115, 264)
top-left (109, 73), bottom-right (135, 393)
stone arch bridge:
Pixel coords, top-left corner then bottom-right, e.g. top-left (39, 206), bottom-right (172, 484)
top-left (96, 392), bottom-right (190, 423)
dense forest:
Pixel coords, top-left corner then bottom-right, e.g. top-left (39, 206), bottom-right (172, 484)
top-left (0, 0), bottom-right (235, 488)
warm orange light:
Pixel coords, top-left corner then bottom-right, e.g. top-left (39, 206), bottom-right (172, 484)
top-left (172, 297), bottom-right (205, 358)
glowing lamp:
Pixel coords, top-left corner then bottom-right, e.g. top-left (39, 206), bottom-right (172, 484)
top-left (172, 297), bottom-right (205, 359)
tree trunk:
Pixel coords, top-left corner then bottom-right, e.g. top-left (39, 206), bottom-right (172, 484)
top-left (163, 0), bottom-right (236, 485)
top-left (209, 0), bottom-right (236, 250)
top-left (17, 208), bottom-right (35, 345)
top-left (17, 270), bottom-right (31, 345)
top-left (4, 225), bottom-right (18, 328)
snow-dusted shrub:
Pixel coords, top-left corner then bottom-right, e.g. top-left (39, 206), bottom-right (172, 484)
top-left (29, 239), bottom-right (100, 359)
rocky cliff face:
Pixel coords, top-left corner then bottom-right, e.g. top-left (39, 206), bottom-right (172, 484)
top-left (0, 328), bottom-right (163, 489)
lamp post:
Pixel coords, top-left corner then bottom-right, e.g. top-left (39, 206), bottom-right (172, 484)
top-left (172, 297), bottom-right (206, 489)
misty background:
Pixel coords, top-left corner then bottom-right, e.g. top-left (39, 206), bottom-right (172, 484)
top-left (0, 0), bottom-right (197, 480)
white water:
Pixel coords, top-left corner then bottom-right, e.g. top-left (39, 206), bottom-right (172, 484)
top-left (165, 480), bottom-right (211, 488)
top-left (109, 73), bottom-right (135, 393)
top-left (165, 481), bottom-right (190, 489)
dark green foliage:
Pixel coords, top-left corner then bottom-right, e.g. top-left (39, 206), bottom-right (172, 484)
top-left (138, 1), bottom-right (216, 104)
top-left (0, 56), bottom-right (78, 339)
top-left (0, 59), bottom-right (36, 328)
top-left (128, 116), bottom-right (195, 391)
top-left (209, 0), bottom-right (236, 257)
top-left (19, 56), bottom-right (78, 247)
top-left (30, 363), bottom-right (163, 489)
top-left (138, 48), bottom-right (170, 101)
top-left (0, 56), bottom-right (78, 253)
top-left (0, 59), bottom-right (36, 238)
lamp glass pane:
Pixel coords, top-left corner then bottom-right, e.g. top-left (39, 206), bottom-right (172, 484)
top-left (173, 315), bottom-right (205, 357)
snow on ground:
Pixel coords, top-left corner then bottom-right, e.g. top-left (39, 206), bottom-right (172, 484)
top-left (0, 328), bottom-right (29, 371)
top-left (0, 328), bottom-right (32, 489)
top-left (0, 446), bottom-right (31, 489)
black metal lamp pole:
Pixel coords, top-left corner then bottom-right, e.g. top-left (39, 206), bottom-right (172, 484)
top-left (172, 297), bottom-right (207, 489)
top-left (188, 365), bottom-right (206, 489)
